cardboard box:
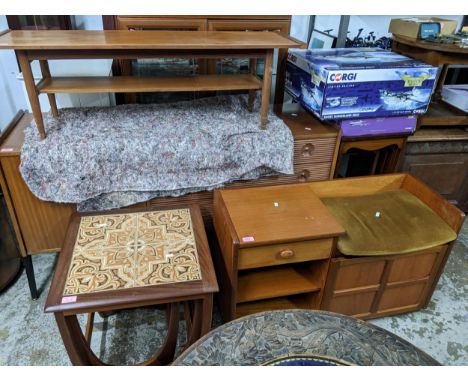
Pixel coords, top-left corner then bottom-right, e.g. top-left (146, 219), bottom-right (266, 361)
top-left (442, 85), bottom-right (468, 113)
top-left (338, 116), bottom-right (417, 138)
top-left (285, 48), bottom-right (438, 121)
top-left (389, 17), bottom-right (458, 39)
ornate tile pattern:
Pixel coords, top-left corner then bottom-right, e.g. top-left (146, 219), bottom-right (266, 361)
top-left (63, 209), bottom-right (202, 296)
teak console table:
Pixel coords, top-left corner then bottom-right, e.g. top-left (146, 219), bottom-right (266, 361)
top-left (0, 30), bottom-right (303, 139)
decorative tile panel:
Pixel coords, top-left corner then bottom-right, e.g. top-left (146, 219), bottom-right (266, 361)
top-left (63, 209), bottom-right (201, 295)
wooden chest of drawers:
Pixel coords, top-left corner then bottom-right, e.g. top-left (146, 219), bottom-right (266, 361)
top-left (213, 183), bottom-right (344, 322)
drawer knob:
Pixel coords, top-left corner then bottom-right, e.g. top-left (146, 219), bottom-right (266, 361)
top-left (279, 249), bottom-right (295, 259)
top-left (298, 169), bottom-right (310, 182)
top-left (301, 143), bottom-right (315, 157)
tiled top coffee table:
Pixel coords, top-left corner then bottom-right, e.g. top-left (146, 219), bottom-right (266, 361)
top-left (45, 205), bottom-right (218, 366)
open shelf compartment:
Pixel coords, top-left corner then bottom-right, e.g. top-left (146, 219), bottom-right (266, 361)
top-left (237, 263), bottom-right (323, 303)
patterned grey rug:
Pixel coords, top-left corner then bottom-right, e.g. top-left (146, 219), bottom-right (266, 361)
top-left (0, 220), bottom-right (466, 365)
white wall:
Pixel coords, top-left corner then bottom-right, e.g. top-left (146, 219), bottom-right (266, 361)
top-left (291, 15), bottom-right (310, 41)
top-left (0, 15), bottom-right (28, 130)
top-left (71, 15), bottom-right (103, 30)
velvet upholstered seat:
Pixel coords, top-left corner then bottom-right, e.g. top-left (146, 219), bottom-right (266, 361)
top-left (321, 189), bottom-right (457, 257)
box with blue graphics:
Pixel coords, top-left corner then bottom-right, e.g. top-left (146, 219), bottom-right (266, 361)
top-left (285, 48), bottom-right (438, 120)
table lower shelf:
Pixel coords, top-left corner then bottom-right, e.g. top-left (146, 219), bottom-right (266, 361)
top-left (37, 74), bottom-right (263, 94)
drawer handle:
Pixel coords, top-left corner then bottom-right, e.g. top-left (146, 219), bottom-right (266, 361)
top-left (279, 249), bottom-right (295, 259)
top-left (298, 169), bottom-right (310, 182)
top-left (301, 143), bottom-right (315, 157)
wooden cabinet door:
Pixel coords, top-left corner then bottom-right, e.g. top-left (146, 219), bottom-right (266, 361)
top-left (321, 246), bottom-right (447, 319)
top-left (401, 153), bottom-right (468, 211)
top-left (0, 157), bottom-right (75, 254)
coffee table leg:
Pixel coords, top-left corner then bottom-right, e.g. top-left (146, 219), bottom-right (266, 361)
top-left (200, 295), bottom-right (213, 336)
top-left (182, 295), bottom-right (213, 351)
top-left (54, 312), bottom-right (105, 365)
top-left (184, 299), bottom-right (202, 348)
top-left (260, 49), bottom-right (274, 129)
top-left (55, 303), bottom-right (181, 366)
top-left (142, 302), bottom-right (180, 365)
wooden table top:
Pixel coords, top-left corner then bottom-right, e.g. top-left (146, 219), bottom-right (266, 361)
top-left (393, 34), bottom-right (468, 54)
top-left (45, 205), bottom-right (218, 314)
top-left (216, 184), bottom-right (344, 247)
top-left (277, 103), bottom-right (339, 140)
top-left (0, 30), bottom-right (302, 50)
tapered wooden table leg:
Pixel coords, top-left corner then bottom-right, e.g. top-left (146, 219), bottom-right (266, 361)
top-left (184, 299), bottom-right (202, 350)
top-left (85, 312), bottom-right (95, 343)
top-left (200, 295), bottom-right (213, 336)
top-left (260, 49), bottom-right (274, 129)
top-left (39, 60), bottom-right (59, 117)
top-left (16, 51), bottom-right (46, 139)
top-left (248, 58), bottom-right (258, 112)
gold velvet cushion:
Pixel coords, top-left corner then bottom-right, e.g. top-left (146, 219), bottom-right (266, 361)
top-left (321, 189), bottom-right (457, 256)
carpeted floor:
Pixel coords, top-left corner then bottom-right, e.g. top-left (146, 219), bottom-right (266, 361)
top-left (0, 221), bottom-right (466, 366)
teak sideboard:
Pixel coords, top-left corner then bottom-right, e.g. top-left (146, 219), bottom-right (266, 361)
top-left (0, 29), bottom-right (304, 138)
top-left (0, 105), bottom-right (340, 299)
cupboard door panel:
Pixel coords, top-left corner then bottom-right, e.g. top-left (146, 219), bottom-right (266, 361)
top-left (334, 260), bottom-right (386, 291)
top-left (387, 250), bottom-right (442, 283)
top-left (401, 153), bottom-right (468, 204)
top-left (378, 283), bottom-right (427, 312)
top-left (328, 292), bottom-right (377, 317)
top-left (1, 157), bottom-right (75, 253)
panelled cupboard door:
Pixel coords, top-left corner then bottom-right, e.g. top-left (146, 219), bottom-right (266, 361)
top-left (0, 157), bottom-right (75, 254)
top-left (401, 153), bottom-right (468, 210)
top-left (321, 246), bottom-right (446, 320)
